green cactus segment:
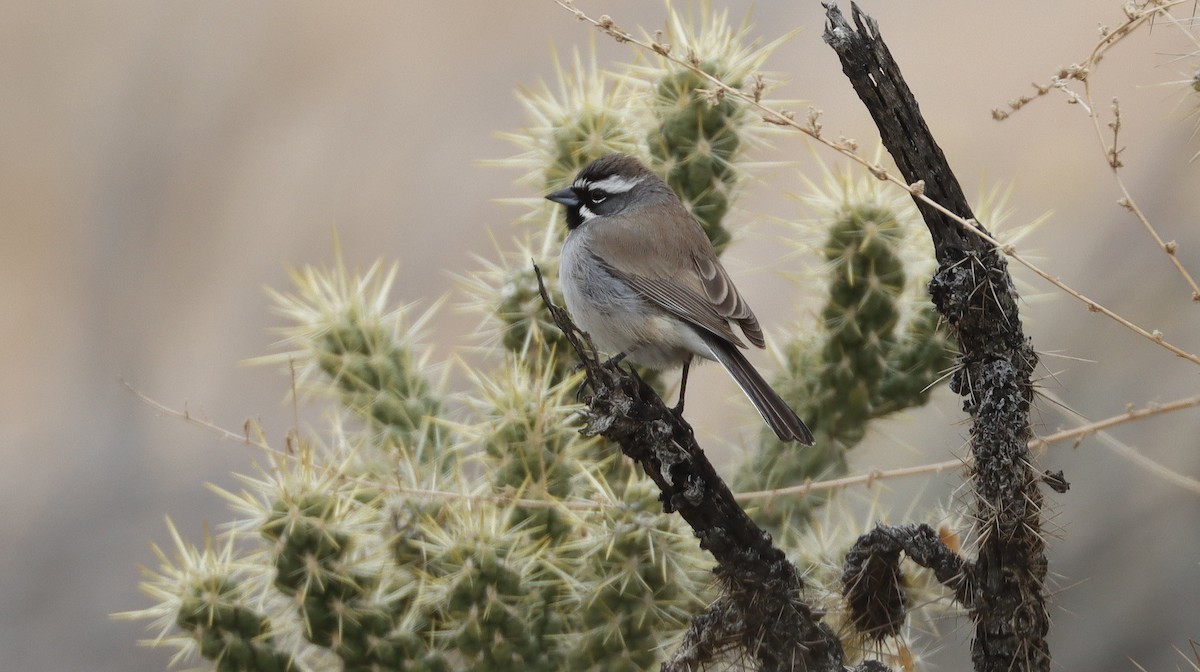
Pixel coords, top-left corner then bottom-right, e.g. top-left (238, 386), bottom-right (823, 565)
top-left (564, 482), bottom-right (704, 671)
top-left (262, 494), bottom-right (374, 603)
top-left (736, 202), bottom-right (955, 531)
top-left (816, 205), bottom-right (907, 439)
top-left (486, 415), bottom-right (578, 542)
top-left (648, 63), bottom-right (744, 254)
top-left (316, 315), bottom-right (443, 460)
top-left (874, 303), bottom-right (954, 417)
top-left (436, 544), bottom-right (559, 671)
top-left (495, 259), bottom-right (579, 383)
top-left (389, 498), bottom-right (444, 570)
top-left (497, 261), bottom-right (561, 355)
top-left (547, 108), bottom-right (640, 195)
top-left (265, 261), bottom-right (447, 465)
top-left (174, 576), bottom-right (297, 672)
top-left (470, 355), bottom-right (590, 542)
top-left (262, 492), bottom-right (444, 670)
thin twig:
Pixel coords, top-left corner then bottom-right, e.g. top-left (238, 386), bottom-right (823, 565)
top-left (1029, 393), bottom-right (1200, 451)
top-left (1079, 5), bottom-right (1200, 301)
top-left (127, 376), bottom-right (1200, 503)
top-left (737, 392), bottom-right (1200, 501)
top-left (996, 0), bottom-right (1200, 301)
top-left (122, 378), bottom-right (280, 456)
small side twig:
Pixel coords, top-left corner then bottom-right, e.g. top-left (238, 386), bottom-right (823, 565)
top-left (121, 378), bottom-right (278, 456)
top-left (842, 524), bottom-right (971, 640)
top-left (533, 263), bottom-right (848, 672)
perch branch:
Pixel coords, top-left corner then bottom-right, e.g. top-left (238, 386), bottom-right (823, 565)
top-left (533, 263), bottom-right (847, 672)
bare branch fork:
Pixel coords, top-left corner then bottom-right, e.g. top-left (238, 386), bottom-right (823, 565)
top-left (824, 3), bottom-right (1051, 671)
top-left (534, 266), bottom-right (860, 672)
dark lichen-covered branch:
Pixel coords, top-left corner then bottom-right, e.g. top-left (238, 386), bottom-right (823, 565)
top-left (823, 4), bottom-right (1051, 671)
top-left (842, 523), bottom-right (972, 641)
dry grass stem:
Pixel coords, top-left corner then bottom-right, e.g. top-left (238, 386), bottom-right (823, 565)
top-left (129, 377), bottom-right (1200, 504)
top-left (995, 0), bottom-right (1200, 301)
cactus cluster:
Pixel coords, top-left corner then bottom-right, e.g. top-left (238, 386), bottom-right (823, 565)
top-left (124, 240), bottom-right (709, 670)
top-left (561, 479), bottom-right (705, 672)
top-left (124, 8), bottom-right (959, 671)
top-left (647, 63), bottom-right (743, 253)
top-left (264, 260), bottom-right (448, 468)
top-left (125, 527), bottom-right (300, 671)
top-left (261, 485), bottom-right (445, 672)
top-left (174, 574), bottom-right (295, 671)
top-left (735, 171), bottom-right (956, 533)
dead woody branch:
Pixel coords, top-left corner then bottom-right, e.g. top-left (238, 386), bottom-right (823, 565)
top-left (824, 3), bottom-right (1051, 671)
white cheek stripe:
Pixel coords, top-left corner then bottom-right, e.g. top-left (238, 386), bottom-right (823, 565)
top-left (588, 174), bottom-right (644, 194)
top-left (578, 204), bottom-right (596, 222)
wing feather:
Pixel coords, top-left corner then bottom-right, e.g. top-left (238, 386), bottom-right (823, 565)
top-left (603, 260), bottom-right (748, 347)
top-left (586, 203), bottom-right (765, 349)
top-left (693, 255), bottom-right (764, 347)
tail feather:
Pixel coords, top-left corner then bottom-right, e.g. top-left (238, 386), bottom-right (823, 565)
top-left (700, 333), bottom-right (815, 445)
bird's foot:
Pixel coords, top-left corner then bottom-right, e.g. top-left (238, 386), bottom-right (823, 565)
top-left (601, 352), bottom-right (627, 369)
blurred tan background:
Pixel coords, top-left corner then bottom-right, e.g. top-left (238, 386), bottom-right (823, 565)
top-left (1, 2), bottom-right (1197, 670)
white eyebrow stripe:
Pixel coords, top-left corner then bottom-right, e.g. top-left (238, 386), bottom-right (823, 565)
top-left (589, 174), bottom-right (644, 194)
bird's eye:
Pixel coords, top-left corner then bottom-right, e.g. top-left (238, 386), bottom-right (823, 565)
top-left (588, 189), bottom-right (608, 204)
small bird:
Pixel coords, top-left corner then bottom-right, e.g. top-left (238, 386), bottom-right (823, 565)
top-left (546, 154), bottom-right (814, 444)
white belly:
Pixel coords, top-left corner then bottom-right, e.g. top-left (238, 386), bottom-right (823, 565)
top-left (560, 232), bottom-right (713, 369)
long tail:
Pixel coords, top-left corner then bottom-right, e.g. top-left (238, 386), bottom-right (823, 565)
top-left (701, 332), bottom-right (815, 445)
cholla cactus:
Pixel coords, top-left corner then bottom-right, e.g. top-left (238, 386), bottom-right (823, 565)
top-left (503, 48), bottom-right (642, 199)
top-left (641, 8), bottom-right (790, 253)
top-left (122, 241), bottom-right (713, 670)
top-left (734, 166), bottom-right (956, 531)
top-left (468, 356), bottom-right (596, 540)
top-left (259, 477), bottom-right (444, 671)
top-left (264, 258), bottom-right (447, 468)
top-left (124, 524), bottom-right (299, 671)
top-left (416, 506), bottom-right (562, 672)
top-left (123, 7), bottom-right (958, 672)
top-left (560, 479), bottom-right (707, 672)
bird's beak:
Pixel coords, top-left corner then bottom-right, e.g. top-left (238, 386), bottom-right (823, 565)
top-left (545, 187), bottom-right (580, 208)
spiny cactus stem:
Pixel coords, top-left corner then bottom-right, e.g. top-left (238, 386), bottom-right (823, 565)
top-left (533, 264), bottom-right (845, 672)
